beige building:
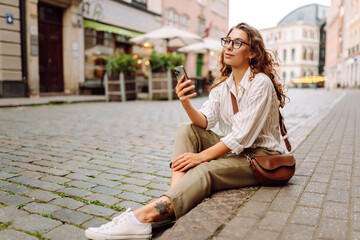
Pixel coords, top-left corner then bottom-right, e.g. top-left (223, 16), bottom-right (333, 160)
top-left (0, 0), bottom-right (83, 98)
top-left (260, 4), bottom-right (329, 87)
top-left (325, 0), bottom-right (360, 89)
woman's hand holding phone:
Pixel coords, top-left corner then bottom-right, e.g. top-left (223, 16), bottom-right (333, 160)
top-left (174, 66), bottom-right (197, 102)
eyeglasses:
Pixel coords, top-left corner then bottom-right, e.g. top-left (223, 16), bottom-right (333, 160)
top-left (221, 37), bottom-right (250, 49)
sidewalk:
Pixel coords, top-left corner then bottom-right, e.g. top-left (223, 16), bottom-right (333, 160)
top-left (158, 90), bottom-right (360, 240)
top-left (0, 95), bottom-right (106, 107)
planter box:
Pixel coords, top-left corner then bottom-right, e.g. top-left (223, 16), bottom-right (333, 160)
top-left (105, 73), bottom-right (137, 102)
top-left (149, 70), bottom-right (177, 100)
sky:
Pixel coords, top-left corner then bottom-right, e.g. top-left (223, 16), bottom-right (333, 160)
top-left (229, 0), bottom-right (331, 30)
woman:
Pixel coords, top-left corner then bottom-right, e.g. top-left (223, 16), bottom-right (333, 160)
top-left (85, 22), bottom-right (287, 240)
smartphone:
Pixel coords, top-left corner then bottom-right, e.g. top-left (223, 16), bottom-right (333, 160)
top-left (173, 65), bottom-right (195, 95)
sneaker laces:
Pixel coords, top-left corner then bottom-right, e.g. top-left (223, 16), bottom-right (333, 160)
top-left (99, 208), bottom-right (132, 230)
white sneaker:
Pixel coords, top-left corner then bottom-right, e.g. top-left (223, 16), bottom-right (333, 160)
top-left (85, 208), bottom-right (152, 240)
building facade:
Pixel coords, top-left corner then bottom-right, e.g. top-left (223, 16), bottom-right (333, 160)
top-left (162, 0), bottom-right (228, 77)
top-left (325, 0), bottom-right (360, 89)
top-left (0, 0), bottom-right (228, 98)
top-left (260, 4), bottom-right (329, 87)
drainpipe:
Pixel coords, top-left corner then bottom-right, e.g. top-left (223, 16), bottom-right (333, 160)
top-left (20, 0), bottom-right (28, 97)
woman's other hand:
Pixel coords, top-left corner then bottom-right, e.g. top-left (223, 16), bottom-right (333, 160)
top-left (175, 75), bottom-right (197, 103)
top-left (171, 152), bottom-right (204, 172)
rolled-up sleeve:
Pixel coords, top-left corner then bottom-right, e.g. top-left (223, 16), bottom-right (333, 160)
top-left (199, 88), bottom-right (220, 130)
top-left (220, 83), bottom-right (273, 154)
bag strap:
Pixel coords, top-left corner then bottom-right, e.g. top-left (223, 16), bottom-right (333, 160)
top-left (230, 91), bottom-right (292, 152)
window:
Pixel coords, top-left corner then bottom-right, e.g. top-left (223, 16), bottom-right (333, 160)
top-left (303, 29), bottom-right (308, 38)
top-left (274, 33), bottom-right (279, 41)
top-left (310, 49), bottom-right (314, 60)
top-left (198, 17), bottom-right (205, 36)
top-left (211, 0), bottom-right (217, 12)
top-left (291, 48), bottom-right (295, 61)
top-left (282, 72), bottom-right (286, 81)
top-left (303, 48), bottom-right (307, 60)
top-left (180, 14), bottom-right (189, 31)
top-left (291, 71), bottom-right (295, 79)
top-left (283, 49), bottom-right (287, 61)
top-left (292, 30), bottom-right (296, 39)
top-left (166, 8), bottom-right (178, 28)
top-left (283, 31), bottom-right (287, 41)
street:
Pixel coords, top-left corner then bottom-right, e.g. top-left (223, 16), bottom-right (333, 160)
top-left (0, 88), bottom-right (344, 239)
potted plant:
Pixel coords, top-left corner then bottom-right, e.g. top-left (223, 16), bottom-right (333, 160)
top-left (105, 53), bottom-right (139, 101)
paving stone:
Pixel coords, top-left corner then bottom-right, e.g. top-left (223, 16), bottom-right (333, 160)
top-left (91, 186), bottom-right (122, 195)
top-left (147, 183), bottom-right (169, 191)
top-left (65, 173), bottom-right (91, 181)
top-left (117, 192), bottom-right (152, 203)
top-left (116, 201), bottom-right (144, 210)
top-left (0, 183), bottom-right (32, 195)
top-left (298, 192), bottom-right (324, 208)
top-left (128, 173), bottom-right (155, 180)
top-left (42, 224), bottom-right (87, 240)
top-left (268, 196), bottom-right (297, 212)
top-left (11, 214), bottom-right (62, 233)
top-left (353, 213), bottom-right (360, 231)
top-left (144, 189), bottom-right (164, 197)
top-left (51, 197), bottom-right (85, 209)
top-left (310, 173), bottom-right (331, 183)
top-left (257, 211), bottom-right (290, 232)
top-left (121, 177), bottom-right (150, 186)
top-left (290, 206), bottom-right (321, 225)
top-left (0, 229), bottom-right (37, 240)
top-left (247, 229), bottom-right (280, 240)
top-left (0, 165), bottom-right (25, 173)
top-left (57, 187), bottom-right (91, 198)
top-left (323, 201), bottom-right (349, 219)
top-left (25, 189), bottom-right (59, 202)
top-left (78, 204), bottom-right (116, 217)
top-left (326, 189), bottom-right (350, 203)
top-left (0, 171), bottom-right (16, 180)
top-left (81, 217), bottom-right (109, 228)
top-left (250, 187), bottom-right (279, 202)
top-left (84, 193), bottom-right (120, 206)
top-left (118, 184), bottom-right (148, 194)
top-left (52, 208), bottom-right (93, 225)
top-left (318, 218), bottom-right (348, 239)
top-left (216, 217), bottom-right (257, 239)
top-left (282, 224), bottom-right (315, 240)
top-left (66, 180), bottom-right (97, 189)
top-left (104, 168), bottom-right (131, 176)
top-left (0, 206), bottom-right (28, 222)
top-left (9, 176), bottom-right (63, 191)
top-left (89, 178), bottom-right (120, 187)
top-left (354, 198), bottom-right (360, 212)
top-left (236, 201), bottom-right (270, 219)
top-left (96, 173), bottom-right (123, 181)
top-left (0, 195), bottom-right (33, 206)
top-left (303, 181), bottom-right (328, 194)
top-left (23, 202), bottom-right (61, 215)
top-left (277, 184), bottom-right (304, 197)
top-left (41, 175), bottom-right (70, 184)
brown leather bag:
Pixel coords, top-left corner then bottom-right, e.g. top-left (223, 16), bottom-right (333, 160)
top-left (230, 92), bottom-right (295, 186)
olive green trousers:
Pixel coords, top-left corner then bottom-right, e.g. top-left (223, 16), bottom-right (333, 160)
top-left (164, 123), bottom-right (279, 219)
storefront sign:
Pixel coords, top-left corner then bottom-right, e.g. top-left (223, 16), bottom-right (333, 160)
top-left (81, 0), bottom-right (160, 33)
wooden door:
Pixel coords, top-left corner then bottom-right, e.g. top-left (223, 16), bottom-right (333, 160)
top-left (38, 3), bottom-right (64, 93)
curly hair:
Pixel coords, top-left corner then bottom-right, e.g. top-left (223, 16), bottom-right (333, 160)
top-left (211, 22), bottom-right (287, 108)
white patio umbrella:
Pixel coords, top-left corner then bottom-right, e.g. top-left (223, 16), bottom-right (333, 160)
top-left (130, 26), bottom-right (203, 48)
top-left (177, 38), bottom-right (221, 53)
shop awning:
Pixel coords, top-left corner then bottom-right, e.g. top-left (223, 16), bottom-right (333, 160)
top-left (84, 19), bottom-right (143, 38)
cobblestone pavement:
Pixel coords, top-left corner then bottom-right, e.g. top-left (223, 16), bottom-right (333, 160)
top-left (0, 89), bottom-right (344, 239)
top-left (212, 90), bottom-right (360, 240)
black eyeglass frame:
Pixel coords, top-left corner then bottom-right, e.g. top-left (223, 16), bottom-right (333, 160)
top-left (220, 37), bottom-right (250, 49)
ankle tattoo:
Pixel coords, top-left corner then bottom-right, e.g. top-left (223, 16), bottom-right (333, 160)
top-left (153, 200), bottom-right (171, 216)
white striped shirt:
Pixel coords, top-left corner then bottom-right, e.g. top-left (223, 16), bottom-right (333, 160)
top-left (199, 67), bottom-right (284, 155)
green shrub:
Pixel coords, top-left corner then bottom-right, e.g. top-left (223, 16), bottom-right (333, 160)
top-left (150, 51), bottom-right (185, 72)
top-left (106, 53), bottom-right (138, 77)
